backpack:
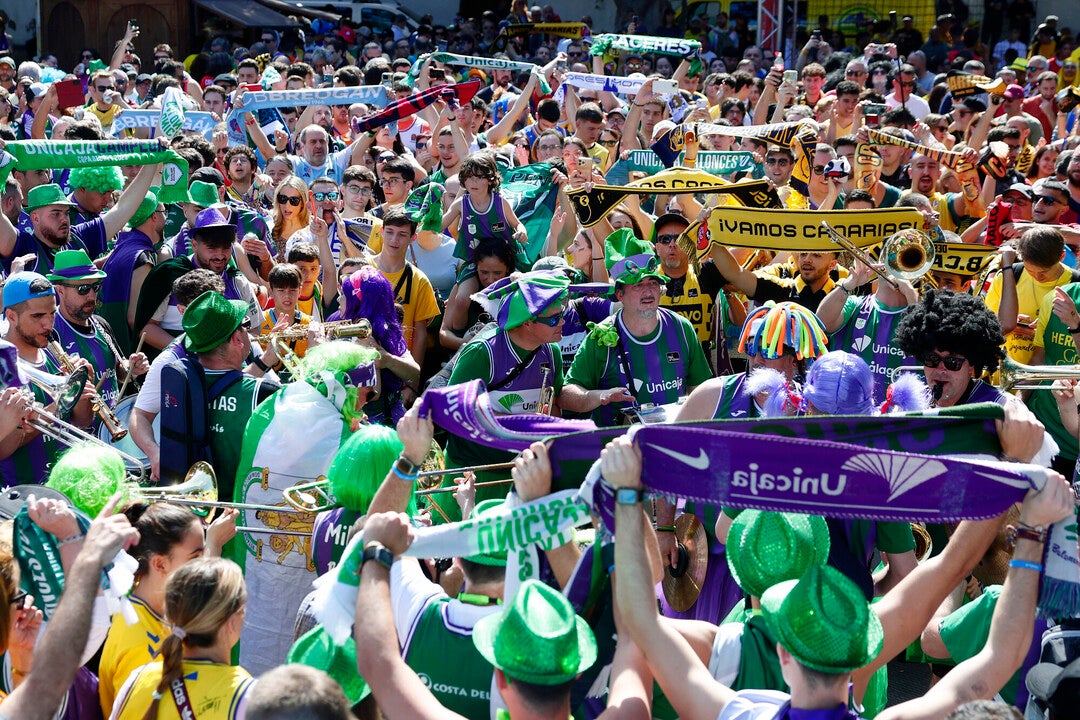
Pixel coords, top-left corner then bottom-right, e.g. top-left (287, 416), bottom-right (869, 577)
top-left (158, 357), bottom-right (242, 484)
top-left (1012, 262), bottom-right (1080, 283)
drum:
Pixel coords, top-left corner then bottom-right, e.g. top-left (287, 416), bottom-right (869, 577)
top-left (98, 396), bottom-right (156, 473)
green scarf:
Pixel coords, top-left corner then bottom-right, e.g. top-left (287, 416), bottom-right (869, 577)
top-left (408, 53), bottom-right (552, 94)
top-left (13, 506), bottom-right (90, 621)
top-left (404, 182), bottom-right (444, 233)
top-left (0, 140), bottom-right (189, 203)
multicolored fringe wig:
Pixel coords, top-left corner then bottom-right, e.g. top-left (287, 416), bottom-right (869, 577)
top-left (738, 301), bottom-right (828, 360)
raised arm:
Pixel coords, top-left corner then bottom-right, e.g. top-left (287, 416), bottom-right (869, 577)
top-left (355, 511), bottom-right (468, 720)
top-left (607, 437), bottom-right (735, 720)
top-left (485, 72), bottom-right (540, 147)
top-left (878, 473), bottom-right (1073, 720)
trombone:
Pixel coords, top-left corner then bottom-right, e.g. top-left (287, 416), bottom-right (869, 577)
top-left (254, 319), bottom-right (372, 344)
top-left (140, 462), bottom-right (306, 514)
top-left (822, 223), bottom-right (935, 291)
top-left (999, 358), bottom-right (1080, 392)
top-left (48, 339), bottom-right (128, 442)
top-left (20, 364), bottom-right (147, 480)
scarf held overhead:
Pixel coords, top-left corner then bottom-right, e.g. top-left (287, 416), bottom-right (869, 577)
top-left (0, 140), bottom-right (189, 203)
top-left (567, 170), bottom-right (778, 227)
top-left (351, 81), bottom-right (481, 135)
top-left (588, 34), bottom-right (700, 59)
top-left (110, 110), bottom-right (216, 139)
top-left (226, 85), bottom-right (389, 145)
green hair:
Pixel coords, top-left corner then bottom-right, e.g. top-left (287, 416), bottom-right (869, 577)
top-left (46, 441), bottom-right (135, 517)
top-left (300, 341), bottom-right (379, 427)
top-left (68, 166), bottom-right (125, 194)
top-left (327, 424), bottom-right (417, 514)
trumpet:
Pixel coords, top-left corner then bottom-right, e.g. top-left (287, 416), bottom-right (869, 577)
top-left (48, 339), bottom-right (127, 442)
top-left (822, 223), bottom-right (935, 291)
top-left (999, 358), bottom-right (1080, 392)
top-left (254, 319), bottom-right (372, 344)
top-left (19, 364), bottom-right (146, 479)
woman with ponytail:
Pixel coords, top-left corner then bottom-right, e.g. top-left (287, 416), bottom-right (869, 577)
top-left (109, 558), bottom-right (253, 719)
top-left (98, 504), bottom-right (236, 717)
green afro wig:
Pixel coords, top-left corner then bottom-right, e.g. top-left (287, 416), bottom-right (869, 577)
top-left (327, 424), bottom-right (416, 515)
top-left (67, 166), bottom-right (125, 194)
top-left (46, 441), bottom-right (135, 517)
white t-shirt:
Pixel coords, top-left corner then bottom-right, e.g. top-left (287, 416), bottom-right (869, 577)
top-left (884, 93), bottom-right (931, 120)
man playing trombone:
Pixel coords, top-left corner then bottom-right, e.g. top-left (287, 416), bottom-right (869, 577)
top-left (0, 272), bottom-right (94, 484)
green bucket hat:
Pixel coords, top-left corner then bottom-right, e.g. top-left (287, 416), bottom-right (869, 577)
top-left (464, 499), bottom-right (508, 566)
top-left (473, 578), bottom-right (597, 685)
top-left (287, 625), bottom-right (370, 705)
top-left (605, 228), bottom-right (664, 286)
top-left (45, 249), bottom-right (107, 282)
top-left (760, 564), bottom-right (884, 674)
top-left (186, 180), bottom-right (223, 208)
top-left (26, 184), bottom-right (75, 211)
top-left (181, 290), bottom-right (249, 353)
top-left (128, 190), bottom-right (160, 229)
top-left (726, 510), bottom-right (830, 599)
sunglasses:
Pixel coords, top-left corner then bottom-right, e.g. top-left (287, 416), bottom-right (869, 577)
top-left (62, 281), bottom-right (103, 296)
top-left (278, 195), bottom-right (303, 206)
top-left (922, 353), bottom-right (967, 371)
top-left (654, 233), bottom-right (681, 245)
top-left (812, 165), bottom-right (828, 176)
top-left (532, 312), bottom-right (564, 327)
top-left (9, 590), bottom-right (27, 608)
top-left (154, 54), bottom-right (170, 60)
top-left (599, 139), bottom-right (619, 146)
top-left (1035, 195), bottom-right (1060, 205)
top-left (765, 157), bottom-right (790, 166)
top-left (377, 154), bottom-right (395, 163)
top-left (846, 69), bottom-right (866, 76)
top-left (312, 191), bottom-right (340, 202)
top-left (345, 185), bottom-right (373, 196)
top-left (96, 85), bottom-right (114, 92)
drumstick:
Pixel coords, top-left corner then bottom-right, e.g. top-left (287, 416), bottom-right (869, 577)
top-left (117, 333), bottom-right (146, 399)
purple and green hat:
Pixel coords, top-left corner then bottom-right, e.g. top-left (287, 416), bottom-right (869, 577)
top-left (605, 228), bottom-right (664, 286)
top-left (45, 249), bottom-right (107, 283)
top-left (484, 270), bottom-right (570, 330)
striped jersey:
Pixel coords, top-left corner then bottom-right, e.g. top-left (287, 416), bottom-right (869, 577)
top-left (828, 295), bottom-right (914, 403)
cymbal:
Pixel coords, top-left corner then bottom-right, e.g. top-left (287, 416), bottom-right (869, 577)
top-left (661, 513), bottom-right (709, 612)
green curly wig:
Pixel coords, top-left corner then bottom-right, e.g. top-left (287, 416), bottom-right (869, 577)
top-left (67, 166), bottom-right (125, 194)
top-left (46, 441), bottom-right (135, 517)
top-left (327, 424), bottom-right (416, 514)
top-left (300, 341), bottom-right (379, 427)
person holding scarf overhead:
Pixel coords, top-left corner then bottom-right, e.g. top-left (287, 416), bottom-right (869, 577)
top-left (560, 229), bottom-right (711, 427)
top-left (430, 270), bottom-right (570, 523)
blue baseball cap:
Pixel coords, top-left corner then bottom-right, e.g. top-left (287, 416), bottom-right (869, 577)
top-left (2, 271), bottom-right (54, 311)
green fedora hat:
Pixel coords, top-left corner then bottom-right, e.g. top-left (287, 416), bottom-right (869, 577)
top-left (27, 184), bottom-right (76, 212)
top-left (287, 625), bottom-right (370, 705)
top-left (726, 510), bottom-right (830, 599)
top-left (760, 564), bottom-right (884, 674)
top-left (473, 578), bottom-right (597, 685)
top-left (181, 290), bottom-right (249, 353)
top-left (45, 249), bottom-right (107, 283)
top-left (605, 228), bottom-right (664, 287)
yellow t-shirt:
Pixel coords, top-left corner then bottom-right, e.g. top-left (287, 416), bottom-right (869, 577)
top-left (110, 659), bottom-right (254, 719)
top-left (379, 263), bottom-right (441, 350)
top-left (985, 265), bottom-right (1074, 364)
top-left (586, 141), bottom-right (610, 167)
top-left (84, 102), bottom-right (120, 128)
top-left (259, 308), bottom-right (312, 358)
top-left (99, 596), bottom-right (165, 717)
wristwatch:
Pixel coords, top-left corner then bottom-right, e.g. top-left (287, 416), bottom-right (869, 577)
top-left (395, 454), bottom-right (420, 476)
top-left (615, 487), bottom-right (646, 505)
top-left (361, 541), bottom-right (394, 571)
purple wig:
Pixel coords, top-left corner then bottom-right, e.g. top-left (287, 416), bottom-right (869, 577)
top-left (802, 351), bottom-right (875, 416)
top-left (340, 266), bottom-right (408, 358)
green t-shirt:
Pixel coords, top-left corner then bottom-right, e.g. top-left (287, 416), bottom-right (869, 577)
top-left (206, 371), bottom-right (279, 501)
top-left (1029, 282), bottom-right (1080, 461)
top-left (936, 585), bottom-right (1020, 705)
top-left (565, 309), bottom-right (711, 426)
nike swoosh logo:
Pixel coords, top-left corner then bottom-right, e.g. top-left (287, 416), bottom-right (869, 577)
top-left (647, 444), bottom-right (710, 470)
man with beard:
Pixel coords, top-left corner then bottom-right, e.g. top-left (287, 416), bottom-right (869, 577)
top-left (222, 145), bottom-right (264, 209)
top-left (0, 271), bottom-right (94, 485)
top-left (560, 231), bottom-right (711, 427)
top-left (1059, 150), bottom-right (1080, 224)
top-left (905, 151), bottom-right (990, 234)
top-left (251, 123), bottom-right (368, 186)
top-left (47, 249), bottom-right (148, 415)
top-left (137, 208), bottom-right (262, 352)
top-left (0, 163), bottom-right (159, 275)
top-left (707, 235), bottom-right (841, 313)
